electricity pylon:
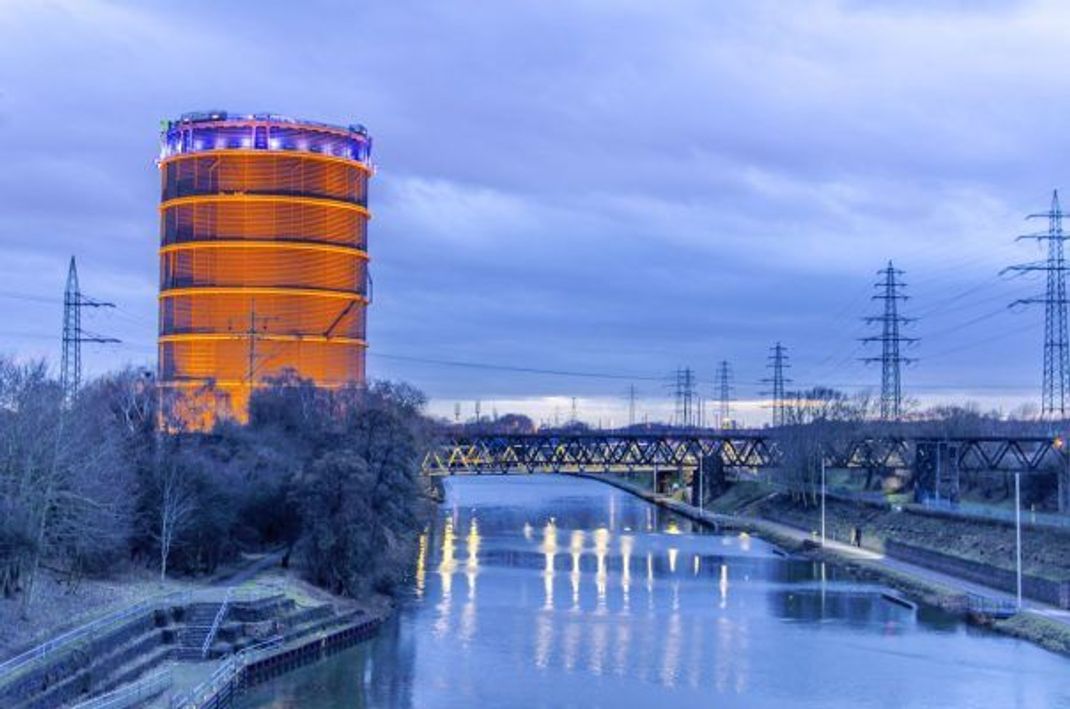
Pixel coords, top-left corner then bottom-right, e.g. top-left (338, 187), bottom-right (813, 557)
top-left (762, 343), bottom-right (791, 427)
top-left (61, 256), bottom-right (119, 405)
top-left (716, 360), bottom-right (733, 429)
top-left (862, 261), bottom-right (916, 420)
top-left (1005, 190), bottom-right (1070, 420)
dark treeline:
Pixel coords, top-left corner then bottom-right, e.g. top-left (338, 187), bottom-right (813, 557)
top-left (0, 358), bottom-right (434, 616)
top-left (772, 386), bottom-right (1062, 509)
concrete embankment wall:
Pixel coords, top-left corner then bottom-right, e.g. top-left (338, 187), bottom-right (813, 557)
top-left (748, 493), bottom-right (1070, 604)
top-left (189, 615), bottom-right (383, 709)
top-left (0, 607), bottom-right (177, 709)
top-left (885, 540), bottom-right (1070, 609)
top-left (242, 615), bottom-right (381, 688)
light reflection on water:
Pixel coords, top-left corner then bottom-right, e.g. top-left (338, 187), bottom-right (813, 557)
top-left (243, 476), bottom-right (1070, 709)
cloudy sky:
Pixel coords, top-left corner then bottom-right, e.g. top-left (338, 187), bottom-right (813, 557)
top-left (0, 0), bottom-right (1067, 425)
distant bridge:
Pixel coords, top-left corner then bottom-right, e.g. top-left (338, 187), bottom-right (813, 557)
top-left (422, 431), bottom-right (1067, 477)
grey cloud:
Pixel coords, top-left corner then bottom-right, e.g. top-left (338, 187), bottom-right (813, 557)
top-left (0, 0), bottom-right (1065, 421)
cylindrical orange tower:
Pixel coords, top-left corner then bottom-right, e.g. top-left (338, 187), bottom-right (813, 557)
top-left (157, 111), bottom-right (372, 423)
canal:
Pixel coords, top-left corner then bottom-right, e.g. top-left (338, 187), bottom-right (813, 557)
top-left (244, 476), bottom-right (1070, 707)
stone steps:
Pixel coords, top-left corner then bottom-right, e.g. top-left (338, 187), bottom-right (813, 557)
top-left (175, 603), bottom-right (226, 660)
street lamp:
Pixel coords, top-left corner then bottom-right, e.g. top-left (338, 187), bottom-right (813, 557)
top-left (1015, 470), bottom-right (1022, 610)
top-left (1055, 435), bottom-right (1067, 514)
top-left (698, 453), bottom-right (704, 513)
top-left (820, 455), bottom-right (827, 547)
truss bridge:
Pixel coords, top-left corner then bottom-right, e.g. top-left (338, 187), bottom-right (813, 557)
top-left (422, 431), bottom-right (1067, 477)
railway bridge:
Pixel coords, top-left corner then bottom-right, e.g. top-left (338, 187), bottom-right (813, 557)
top-left (422, 431), bottom-right (1069, 507)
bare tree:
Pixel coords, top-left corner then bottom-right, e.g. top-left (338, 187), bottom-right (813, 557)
top-left (0, 358), bottom-right (140, 611)
top-left (0, 359), bottom-right (64, 612)
top-left (151, 457), bottom-right (197, 583)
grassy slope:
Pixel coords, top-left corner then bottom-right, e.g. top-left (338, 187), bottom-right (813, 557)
top-left (736, 491), bottom-right (1070, 582)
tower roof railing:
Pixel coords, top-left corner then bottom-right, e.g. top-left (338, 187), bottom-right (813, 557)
top-left (167, 111), bottom-right (369, 137)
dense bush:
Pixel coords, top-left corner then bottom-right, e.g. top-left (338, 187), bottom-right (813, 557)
top-left (0, 358), bottom-right (433, 612)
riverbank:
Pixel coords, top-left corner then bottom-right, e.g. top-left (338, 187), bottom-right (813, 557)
top-left (577, 473), bottom-right (1070, 658)
top-left (160, 568), bottom-right (391, 707)
top-left (0, 555), bottom-right (394, 708)
top-left (0, 566), bottom-right (216, 662)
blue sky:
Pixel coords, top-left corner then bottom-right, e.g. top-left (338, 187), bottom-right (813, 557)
top-left (0, 0), bottom-right (1066, 425)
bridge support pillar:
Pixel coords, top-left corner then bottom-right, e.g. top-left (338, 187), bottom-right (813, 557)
top-left (914, 442), bottom-right (959, 505)
top-left (1058, 454), bottom-right (1070, 514)
top-left (691, 455), bottom-right (726, 508)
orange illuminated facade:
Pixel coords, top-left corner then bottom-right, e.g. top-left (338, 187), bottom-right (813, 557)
top-left (157, 112), bottom-right (372, 423)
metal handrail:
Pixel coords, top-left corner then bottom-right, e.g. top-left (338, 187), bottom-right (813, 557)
top-left (201, 587), bottom-right (235, 659)
top-left (967, 593), bottom-right (1019, 618)
top-left (71, 666), bottom-right (174, 709)
top-left (170, 636), bottom-right (283, 709)
top-left (0, 591), bottom-right (192, 683)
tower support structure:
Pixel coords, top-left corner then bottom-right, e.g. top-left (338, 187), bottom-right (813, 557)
top-left (61, 256), bottom-right (119, 405)
top-left (862, 262), bottom-right (916, 421)
top-left (671, 367), bottom-right (697, 428)
top-left (762, 343), bottom-right (791, 427)
top-left (1006, 190), bottom-right (1070, 420)
top-left (716, 360), bottom-right (733, 429)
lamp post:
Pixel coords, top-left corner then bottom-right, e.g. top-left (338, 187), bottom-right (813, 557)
top-left (820, 456), bottom-right (827, 547)
top-left (698, 454), bottom-right (704, 513)
top-left (1056, 435), bottom-right (1068, 516)
top-left (1015, 470), bottom-right (1022, 610)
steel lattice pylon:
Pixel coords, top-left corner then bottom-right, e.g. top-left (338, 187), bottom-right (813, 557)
top-left (670, 367), bottom-right (697, 428)
top-left (862, 262), bottom-right (916, 420)
top-left (1006, 190), bottom-right (1070, 420)
top-left (60, 257), bottom-right (118, 406)
top-left (60, 257), bottom-right (81, 404)
top-left (762, 343), bottom-right (790, 427)
top-left (716, 360), bottom-right (732, 429)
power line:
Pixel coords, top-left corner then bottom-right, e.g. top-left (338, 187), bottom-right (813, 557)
top-left (0, 290), bottom-right (55, 305)
top-left (0, 287), bottom-right (156, 331)
top-left (795, 380), bottom-right (1035, 392)
top-left (368, 351), bottom-right (665, 381)
top-left (625, 384), bottom-right (638, 427)
top-left (921, 304), bottom-right (1015, 342)
top-left (923, 319), bottom-right (1038, 363)
top-left (914, 283), bottom-right (1028, 322)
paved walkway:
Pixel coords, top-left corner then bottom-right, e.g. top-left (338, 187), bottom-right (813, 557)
top-left (582, 473), bottom-right (1070, 628)
top-left (741, 511), bottom-right (1070, 628)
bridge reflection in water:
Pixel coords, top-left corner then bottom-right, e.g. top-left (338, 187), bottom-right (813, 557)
top-left (243, 476), bottom-right (1070, 708)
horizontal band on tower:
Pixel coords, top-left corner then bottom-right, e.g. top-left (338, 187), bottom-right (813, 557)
top-left (159, 333), bottom-right (367, 346)
top-left (160, 239), bottom-right (369, 258)
top-left (159, 286), bottom-right (368, 302)
top-left (159, 194), bottom-right (371, 216)
top-left (158, 148), bottom-right (373, 172)
top-left (158, 378), bottom-right (363, 389)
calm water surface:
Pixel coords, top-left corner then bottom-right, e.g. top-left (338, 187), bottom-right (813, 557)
top-left (244, 476), bottom-right (1070, 708)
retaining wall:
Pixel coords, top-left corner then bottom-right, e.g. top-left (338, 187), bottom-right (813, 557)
top-left (885, 540), bottom-right (1070, 609)
top-left (0, 607), bottom-right (177, 708)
